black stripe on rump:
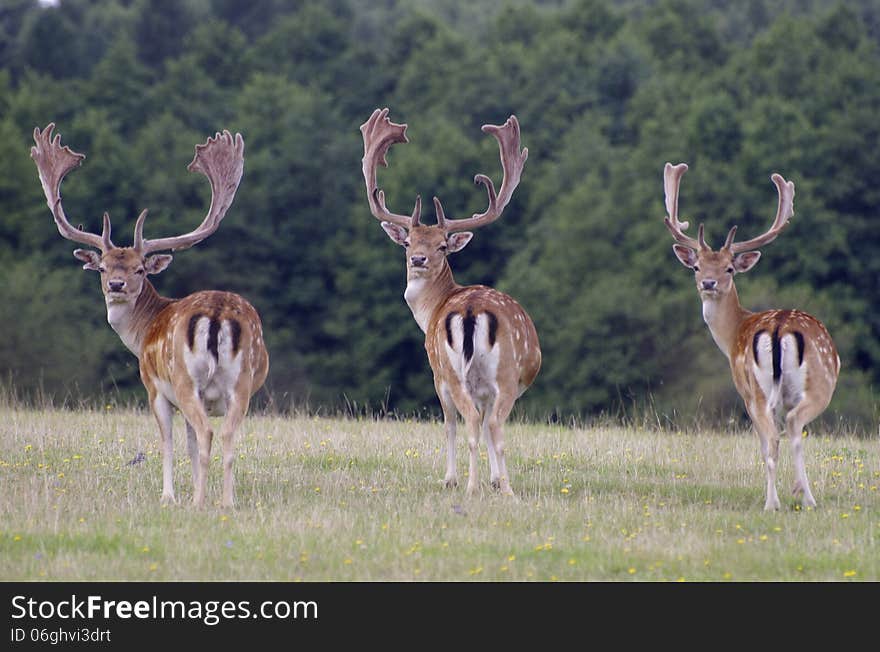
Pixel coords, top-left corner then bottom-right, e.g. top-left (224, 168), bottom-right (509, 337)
top-left (187, 313), bottom-right (206, 351)
top-left (793, 331), bottom-right (805, 366)
top-left (772, 326), bottom-right (782, 382)
top-left (207, 315), bottom-right (221, 361)
top-left (445, 312), bottom-right (456, 347)
top-left (486, 311), bottom-right (498, 347)
top-left (230, 319), bottom-right (242, 355)
top-left (752, 330), bottom-right (766, 367)
top-left (462, 308), bottom-right (476, 362)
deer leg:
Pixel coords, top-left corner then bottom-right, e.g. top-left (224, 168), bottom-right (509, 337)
top-left (436, 382), bottom-right (459, 488)
top-left (786, 404), bottom-right (819, 509)
top-left (487, 389), bottom-right (517, 497)
top-left (480, 402), bottom-right (501, 489)
top-left (150, 392), bottom-right (176, 505)
top-left (185, 420), bottom-right (199, 488)
top-left (218, 388), bottom-right (249, 509)
top-left (176, 383), bottom-right (213, 508)
top-left (749, 403), bottom-right (781, 511)
top-left (448, 382), bottom-right (482, 495)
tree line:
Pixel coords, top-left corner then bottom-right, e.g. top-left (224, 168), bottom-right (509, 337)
top-left (1, 0), bottom-right (878, 430)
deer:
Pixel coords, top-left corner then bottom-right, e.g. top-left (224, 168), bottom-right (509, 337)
top-left (360, 108), bottom-right (541, 496)
top-left (662, 162), bottom-right (840, 510)
top-left (31, 123), bottom-right (269, 509)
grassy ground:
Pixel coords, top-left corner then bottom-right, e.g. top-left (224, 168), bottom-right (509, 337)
top-left (0, 406), bottom-right (877, 581)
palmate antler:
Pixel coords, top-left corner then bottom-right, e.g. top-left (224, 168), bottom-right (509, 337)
top-left (662, 162), bottom-right (794, 252)
top-left (31, 123), bottom-right (112, 251)
top-left (31, 124), bottom-right (245, 254)
top-left (360, 108), bottom-right (528, 232)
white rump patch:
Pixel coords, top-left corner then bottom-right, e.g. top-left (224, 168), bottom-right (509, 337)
top-left (752, 331), bottom-right (777, 409)
top-left (444, 312), bottom-right (500, 413)
top-left (182, 317), bottom-right (243, 416)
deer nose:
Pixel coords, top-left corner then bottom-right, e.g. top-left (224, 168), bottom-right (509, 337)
top-left (108, 280), bottom-right (125, 292)
top-left (701, 279), bottom-right (717, 291)
top-left (410, 255), bottom-right (427, 267)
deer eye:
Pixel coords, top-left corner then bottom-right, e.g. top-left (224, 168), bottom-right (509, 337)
top-left (135, 268), bottom-right (145, 275)
top-left (98, 266), bottom-right (106, 274)
top-left (438, 244), bottom-right (448, 252)
top-left (403, 240), bottom-right (411, 248)
top-left (726, 267), bottom-right (734, 274)
top-left (692, 265), bottom-right (699, 272)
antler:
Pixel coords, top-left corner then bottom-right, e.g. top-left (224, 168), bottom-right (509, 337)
top-left (135, 130), bottom-right (245, 254)
top-left (360, 108), bottom-right (421, 228)
top-left (31, 123), bottom-right (113, 251)
top-left (662, 162), bottom-right (707, 251)
top-left (727, 173), bottom-right (794, 253)
top-left (438, 115), bottom-right (528, 233)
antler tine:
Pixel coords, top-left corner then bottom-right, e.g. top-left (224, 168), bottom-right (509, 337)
top-left (138, 130), bottom-right (245, 254)
top-left (360, 108), bottom-right (420, 229)
top-left (31, 123), bottom-right (110, 251)
top-left (662, 162), bottom-right (704, 250)
top-left (729, 173), bottom-right (794, 253)
top-left (442, 115), bottom-right (528, 233)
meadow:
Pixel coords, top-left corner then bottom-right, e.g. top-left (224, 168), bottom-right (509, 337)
top-left (0, 405), bottom-right (877, 582)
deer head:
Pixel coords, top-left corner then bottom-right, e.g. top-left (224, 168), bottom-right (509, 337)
top-left (360, 108), bottom-right (527, 282)
top-left (664, 162), bottom-right (794, 301)
top-left (31, 124), bottom-right (244, 305)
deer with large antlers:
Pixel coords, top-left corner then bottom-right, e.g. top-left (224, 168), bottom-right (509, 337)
top-left (663, 162), bottom-right (839, 510)
top-left (361, 108), bottom-right (541, 496)
top-left (31, 124), bottom-right (269, 508)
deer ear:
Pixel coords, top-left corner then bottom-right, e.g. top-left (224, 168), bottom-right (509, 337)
top-left (381, 221), bottom-right (409, 246)
top-left (672, 244), bottom-right (698, 269)
top-left (144, 254), bottom-right (173, 275)
top-left (733, 251), bottom-right (761, 273)
top-left (447, 232), bottom-right (473, 253)
top-left (73, 249), bottom-right (102, 271)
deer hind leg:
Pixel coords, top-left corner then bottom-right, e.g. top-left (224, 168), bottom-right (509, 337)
top-left (481, 410), bottom-right (500, 489)
top-left (175, 380), bottom-right (214, 508)
top-left (486, 386), bottom-right (517, 497)
top-left (185, 421), bottom-right (199, 488)
top-left (447, 381), bottom-right (482, 495)
top-left (150, 392), bottom-right (176, 505)
top-left (748, 402), bottom-right (781, 511)
top-left (785, 400), bottom-right (825, 509)
top-left (217, 384), bottom-right (251, 509)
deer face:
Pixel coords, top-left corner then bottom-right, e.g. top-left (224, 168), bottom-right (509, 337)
top-left (381, 223), bottom-right (473, 281)
top-left (673, 244), bottom-right (761, 300)
top-left (74, 247), bottom-right (172, 304)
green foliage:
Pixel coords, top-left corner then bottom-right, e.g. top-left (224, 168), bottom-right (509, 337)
top-left (2, 0), bottom-right (879, 430)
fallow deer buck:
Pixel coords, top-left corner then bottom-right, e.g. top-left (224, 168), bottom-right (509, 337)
top-left (360, 108), bottom-right (541, 496)
top-left (31, 124), bottom-right (269, 508)
top-left (663, 162), bottom-right (839, 510)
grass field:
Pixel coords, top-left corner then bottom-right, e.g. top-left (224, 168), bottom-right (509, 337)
top-left (0, 405), bottom-right (877, 582)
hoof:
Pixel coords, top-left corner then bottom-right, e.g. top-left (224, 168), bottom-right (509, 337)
top-left (444, 478), bottom-right (458, 489)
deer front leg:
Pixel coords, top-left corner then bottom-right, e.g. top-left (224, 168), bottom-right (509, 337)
top-left (149, 392), bottom-right (177, 505)
top-left (436, 382), bottom-right (459, 488)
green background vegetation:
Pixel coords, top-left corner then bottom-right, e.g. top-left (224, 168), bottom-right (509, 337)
top-left (1, 0), bottom-right (879, 429)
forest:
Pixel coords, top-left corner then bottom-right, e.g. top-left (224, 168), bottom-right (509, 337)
top-left (1, 0), bottom-right (878, 429)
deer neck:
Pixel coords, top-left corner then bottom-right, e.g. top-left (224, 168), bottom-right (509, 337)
top-left (404, 262), bottom-right (459, 334)
top-left (700, 283), bottom-right (751, 360)
top-left (105, 280), bottom-right (175, 357)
